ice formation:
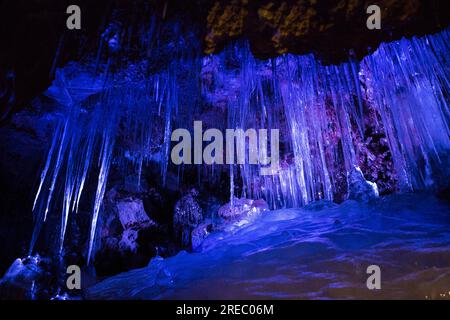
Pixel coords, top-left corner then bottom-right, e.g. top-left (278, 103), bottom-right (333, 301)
top-left (85, 193), bottom-right (450, 299)
top-left (30, 28), bottom-right (449, 263)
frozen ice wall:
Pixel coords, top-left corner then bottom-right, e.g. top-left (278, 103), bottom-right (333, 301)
top-left (206, 30), bottom-right (449, 209)
top-left (31, 29), bottom-right (449, 263)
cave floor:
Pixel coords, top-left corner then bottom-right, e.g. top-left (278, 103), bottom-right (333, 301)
top-left (87, 193), bottom-right (450, 300)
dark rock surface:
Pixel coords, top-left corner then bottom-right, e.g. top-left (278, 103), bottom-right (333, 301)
top-left (0, 104), bottom-right (58, 274)
top-left (94, 186), bottom-right (172, 277)
top-left (205, 0), bottom-right (449, 63)
top-left (1, 1), bottom-right (448, 116)
top-left (173, 189), bottom-right (204, 248)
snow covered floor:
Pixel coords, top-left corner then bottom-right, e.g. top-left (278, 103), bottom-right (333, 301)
top-left (87, 193), bottom-right (450, 299)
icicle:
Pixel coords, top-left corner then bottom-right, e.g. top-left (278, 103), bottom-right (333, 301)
top-left (230, 164), bottom-right (234, 208)
top-left (59, 135), bottom-right (76, 254)
top-left (87, 126), bottom-right (116, 264)
top-left (43, 115), bottom-right (71, 222)
top-left (33, 121), bottom-right (63, 212)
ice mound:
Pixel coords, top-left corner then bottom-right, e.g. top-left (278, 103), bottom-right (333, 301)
top-left (86, 193), bottom-right (450, 299)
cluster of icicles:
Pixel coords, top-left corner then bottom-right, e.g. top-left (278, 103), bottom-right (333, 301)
top-left (31, 29), bottom-right (449, 263)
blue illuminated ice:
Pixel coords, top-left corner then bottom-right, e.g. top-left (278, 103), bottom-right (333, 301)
top-left (86, 193), bottom-right (450, 299)
top-left (29, 28), bottom-right (450, 266)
